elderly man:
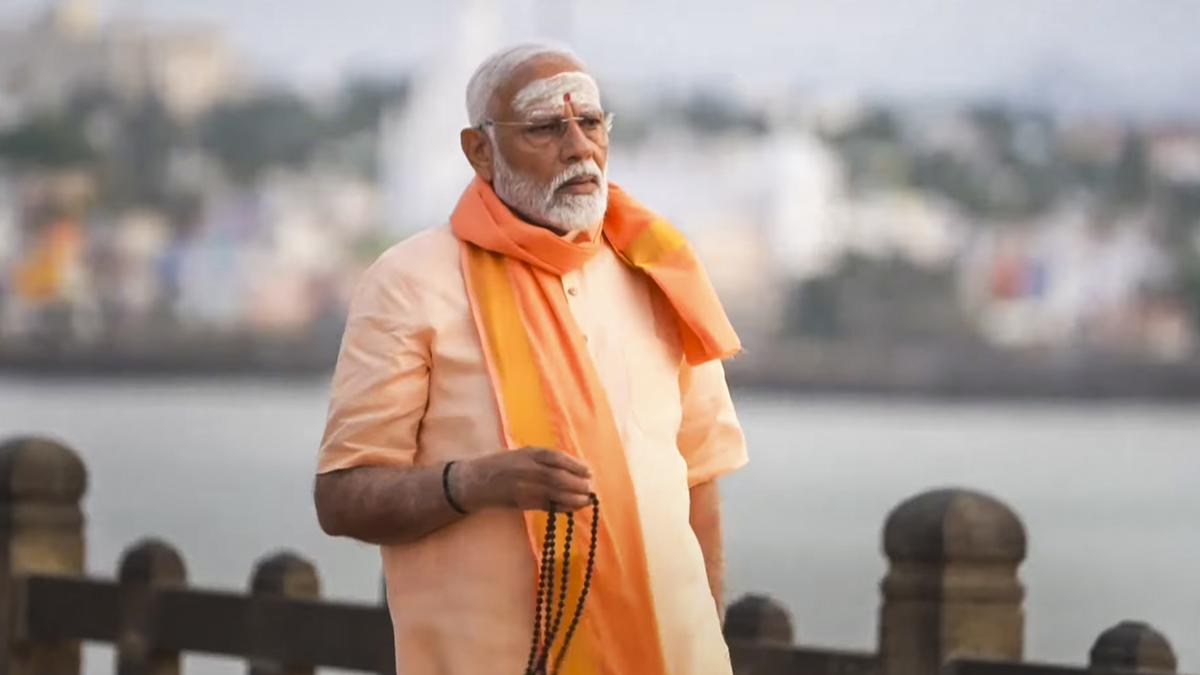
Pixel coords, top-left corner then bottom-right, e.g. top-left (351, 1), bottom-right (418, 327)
top-left (314, 43), bottom-right (747, 675)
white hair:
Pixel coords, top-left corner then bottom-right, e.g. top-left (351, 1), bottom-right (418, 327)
top-left (465, 42), bottom-right (585, 127)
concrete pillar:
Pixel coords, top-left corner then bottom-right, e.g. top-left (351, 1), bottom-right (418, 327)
top-left (1090, 621), bottom-right (1177, 674)
top-left (723, 594), bottom-right (794, 647)
top-left (117, 539), bottom-right (187, 675)
top-left (0, 436), bottom-right (87, 675)
top-left (248, 551), bottom-right (320, 675)
top-left (879, 488), bottom-right (1026, 675)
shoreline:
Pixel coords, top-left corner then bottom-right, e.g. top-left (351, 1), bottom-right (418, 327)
top-left (4, 338), bottom-right (1200, 401)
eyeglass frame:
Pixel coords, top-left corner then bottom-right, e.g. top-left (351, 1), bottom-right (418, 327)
top-left (476, 111), bottom-right (615, 147)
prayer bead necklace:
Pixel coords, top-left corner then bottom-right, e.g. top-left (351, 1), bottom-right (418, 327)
top-left (524, 493), bottom-right (599, 675)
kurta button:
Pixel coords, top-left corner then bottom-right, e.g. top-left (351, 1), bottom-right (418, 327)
top-left (567, 287), bottom-right (579, 296)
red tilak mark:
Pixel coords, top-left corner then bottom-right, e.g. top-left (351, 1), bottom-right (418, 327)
top-left (564, 92), bottom-right (572, 103)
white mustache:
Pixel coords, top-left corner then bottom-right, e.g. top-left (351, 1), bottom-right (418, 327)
top-left (549, 161), bottom-right (604, 194)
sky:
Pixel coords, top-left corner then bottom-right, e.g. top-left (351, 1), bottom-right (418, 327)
top-left (4, 0), bottom-right (1200, 117)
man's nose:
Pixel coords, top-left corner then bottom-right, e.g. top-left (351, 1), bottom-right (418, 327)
top-left (559, 98), bottom-right (594, 165)
top-left (559, 121), bottom-right (594, 164)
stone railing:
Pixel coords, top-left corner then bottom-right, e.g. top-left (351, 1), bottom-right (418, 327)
top-left (0, 436), bottom-right (391, 675)
top-left (0, 436), bottom-right (1184, 675)
top-left (725, 491), bottom-right (1183, 675)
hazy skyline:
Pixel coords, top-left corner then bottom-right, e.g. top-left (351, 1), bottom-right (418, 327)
top-left (4, 0), bottom-right (1199, 117)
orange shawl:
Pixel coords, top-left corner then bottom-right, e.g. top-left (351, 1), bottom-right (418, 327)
top-left (451, 176), bottom-right (739, 674)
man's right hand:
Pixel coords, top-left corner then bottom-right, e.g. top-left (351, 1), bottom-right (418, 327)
top-left (454, 448), bottom-right (593, 513)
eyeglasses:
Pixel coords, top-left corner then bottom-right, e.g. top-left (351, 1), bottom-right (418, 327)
top-left (479, 112), bottom-right (614, 148)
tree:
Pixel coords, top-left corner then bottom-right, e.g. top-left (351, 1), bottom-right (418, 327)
top-left (101, 96), bottom-right (180, 208)
top-left (199, 91), bottom-right (325, 181)
top-left (331, 76), bottom-right (409, 136)
top-left (0, 115), bottom-right (94, 167)
top-left (782, 254), bottom-right (976, 345)
top-left (1108, 130), bottom-right (1150, 207)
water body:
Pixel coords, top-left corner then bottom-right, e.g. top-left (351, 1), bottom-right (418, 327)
top-left (1, 377), bottom-right (1196, 674)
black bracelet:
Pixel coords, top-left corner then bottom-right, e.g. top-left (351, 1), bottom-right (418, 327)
top-left (442, 461), bottom-right (469, 515)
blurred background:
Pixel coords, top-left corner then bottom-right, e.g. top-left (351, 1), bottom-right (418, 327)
top-left (0, 1), bottom-right (1197, 673)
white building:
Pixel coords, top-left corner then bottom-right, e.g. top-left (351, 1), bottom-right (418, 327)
top-left (380, 0), bottom-right (505, 237)
top-left (0, 0), bottom-right (240, 125)
top-left (379, 0), bottom-right (593, 236)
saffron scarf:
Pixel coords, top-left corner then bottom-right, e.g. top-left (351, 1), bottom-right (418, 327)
top-left (451, 176), bottom-right (739, 673)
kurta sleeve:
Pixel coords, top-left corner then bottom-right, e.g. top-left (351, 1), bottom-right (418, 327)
top-left (676, 358), bottom-right (748, 487)
top-left (316, 261), bottom-right (432, 475)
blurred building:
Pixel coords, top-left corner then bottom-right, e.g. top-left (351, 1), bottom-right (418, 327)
top-left (0, 0), bottom-right (240, 125)
top-left (960, 204), bottom-right (1181, 357)
top-left (0, 0), bottom-right (1195, 370)
top-left (381, 0), bottom-right (503, 237)
top-left (380, 0), bottom-right (593, 237)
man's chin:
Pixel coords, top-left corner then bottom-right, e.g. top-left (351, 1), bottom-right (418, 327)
top-left (546, 197), bottom-right (607, 232)
top-left (544, 212), bottom-right (599, 233)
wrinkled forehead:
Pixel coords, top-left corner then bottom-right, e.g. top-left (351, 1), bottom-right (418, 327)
top-left (510, 71), bottom-right (603, 118)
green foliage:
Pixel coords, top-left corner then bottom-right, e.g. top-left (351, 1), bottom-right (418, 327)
top-left (1175, 251), bottom-right (1200, 335)
top-left (331, 76), bottom-right (409, 136)
top-left (782, 254), bottom-right (975, 344)
top-left (199, 91), bottom-right (326, 181)
top-left (837, 107), bottom-right (901, 144)
top-left (0, 75), bottom-right (411, 214)
top-left (1164, 182), bottom-right (1200, 236)
top-left (100, 97), bottom-right (181, 208)
top-left (820, 107), bottom-right (908, 193)
top-left (0, 115), bottom-right (94, 167)
top-left (680, 90), bottom-right (767, 135)
top-left (820, 103), bottom-right (1159, 220)
top-left (195, 77), bottom-right (408, 182)
top-left (324, 76), bottom-right (410, 178)
top-left (1108, 130), bottom-right (1150, 207)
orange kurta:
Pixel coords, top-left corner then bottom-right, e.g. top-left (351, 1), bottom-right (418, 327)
top-left (318, 209), bottom-right (747, 673)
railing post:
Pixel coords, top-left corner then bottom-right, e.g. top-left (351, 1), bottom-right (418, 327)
top-left (723, 594), bottom-right (795, 647)
top-left (117, 539), bottom-right (187, 675)
top-left (1089, 621), bottom-right (1177, 674)
top-left (379, 574), bottom-right (391, 675)
top-left (0, 436), bottom-right (87, 675)
top-left (248, 552), bottom-right (320, 675)
top-left (879, 488), bottom-right (1026, 675)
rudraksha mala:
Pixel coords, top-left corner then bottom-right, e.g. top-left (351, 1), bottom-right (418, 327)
top-left (524, 492), bottom-right (599, 675)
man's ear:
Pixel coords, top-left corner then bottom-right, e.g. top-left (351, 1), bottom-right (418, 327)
top-left (460, 128), bottom-right (494, 182)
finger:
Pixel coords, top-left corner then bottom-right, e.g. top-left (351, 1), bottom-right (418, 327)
top-left (532, 449), bottom-right (591, 478)
top-left (547, 490), bottom-right (591, 511)
top-left (541, 467), bottom-right (591, 495)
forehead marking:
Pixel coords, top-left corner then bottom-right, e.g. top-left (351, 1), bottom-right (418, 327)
top-left (512, 71), bottom-right (601, 116)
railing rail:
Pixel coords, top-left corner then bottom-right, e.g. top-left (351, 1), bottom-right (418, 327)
top-left (14, 574), bottom-right (392, 672)
top-left (0, 435), bottom-right (1186, 675)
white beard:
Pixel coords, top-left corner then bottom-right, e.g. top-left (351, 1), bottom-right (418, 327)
top-left (492, 153), bottom-right (608, 233)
